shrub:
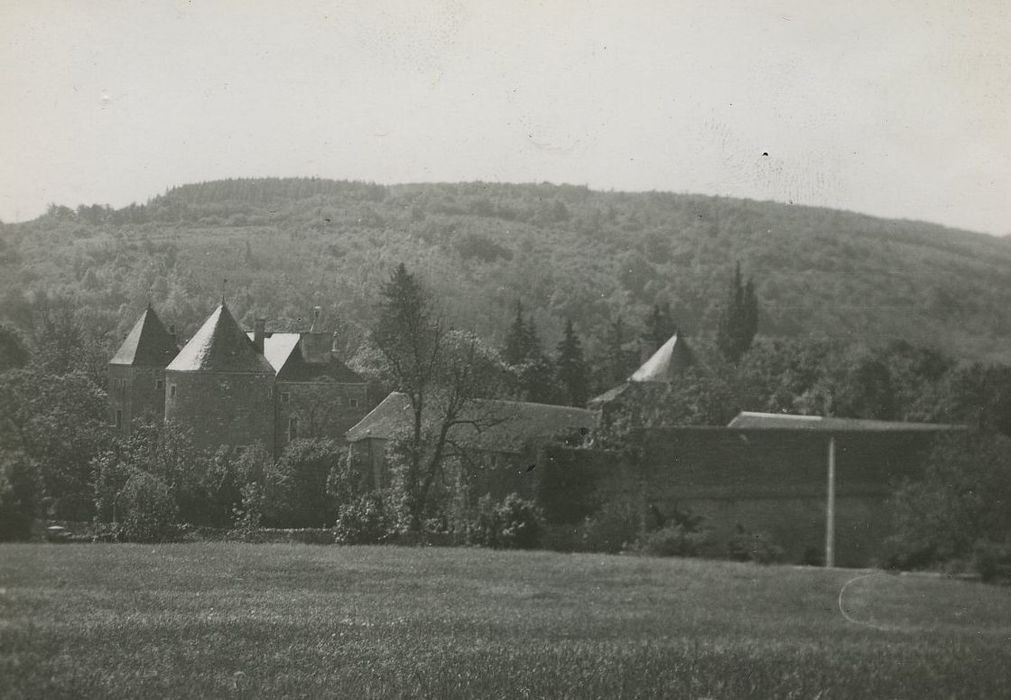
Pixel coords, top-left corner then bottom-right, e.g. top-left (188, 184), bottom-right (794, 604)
top-left (888, 433), bottom-right (1011, 570)
top-left (0, 451), bottom-right (39, 542)
top-left (576, 501), bottom-right (641, 554)
top-left (116, 471), bottom-right (179, 543)
top-left (333, 492), bottom-right (393, 545)
top-left (972, 540), bottom-right (1011, 583)
top-left (228, 482), bottom-right (265, 542)
top-left (461, 493), bottom-right (544, 550)
top-left (496, 494), bottom-right (543, 549)
top-left (632, 524), bottom-right (715, 558)
top-left (726, 525), bottom-right (784, 564)
top-left (276, 439), bottom-right (346, 528)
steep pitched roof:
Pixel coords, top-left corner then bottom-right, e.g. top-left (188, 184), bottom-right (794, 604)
top-left (629, 331), bottom-right (692, 382)
top-left (110, 305), bottom-right (178, 367)
top-left (587, 332), bottom-right (693, 406)
top-left (166, 304), bottom-right (274, 373)
top-left (244, 332), bottom-right (301, 375)
top-left (346, 392), bottom-right (595, 454)
top-left (727, 411), bottom-right (967, 433)
top-left (275, 346), bottom-right (365, 383)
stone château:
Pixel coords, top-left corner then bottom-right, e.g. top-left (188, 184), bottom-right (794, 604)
top-left (109, 302), bottom-right (371, 454)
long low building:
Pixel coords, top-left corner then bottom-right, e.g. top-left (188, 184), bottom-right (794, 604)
top-left (346, 391), bottom-right (596, 497)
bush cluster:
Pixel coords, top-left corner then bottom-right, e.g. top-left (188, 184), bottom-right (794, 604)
top-left (333, 492), bottom-right (393, 545)
top-left (115, 471), bottom-right (179, 543)
top-left (725, 525), bottom-right (784, 565)
top-left (631, 524), bottom-right (715, 558)
top-left (461, 493), bottom-right (544, 550)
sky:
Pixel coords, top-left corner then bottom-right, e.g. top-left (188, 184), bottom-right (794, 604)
top-left (2, 0), bottom-right (1009, 235)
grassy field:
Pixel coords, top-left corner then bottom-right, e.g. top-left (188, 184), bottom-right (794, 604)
top-left (0, 545), bottom-right (1008, 699)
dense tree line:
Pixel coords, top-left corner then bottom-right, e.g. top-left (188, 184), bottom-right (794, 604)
top-left (3, 259), bottom-right (1011, 542)
top-left (3, 178), bottom-right (1011, 376)
top-left (3, 178), bottom-right (1011, 561)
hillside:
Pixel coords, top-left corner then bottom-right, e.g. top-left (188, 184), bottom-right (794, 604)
top-left (2, 178), bottom-right (1010, 366)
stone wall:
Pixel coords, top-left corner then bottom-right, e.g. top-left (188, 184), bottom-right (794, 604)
top-left (275, 380), bottom-right (369, 450)
top-left (164, 371), bottom-right (275, 454)
top-left (538, 428), bottom-right (941, 567)
top-left (108, 365), bottom-right (166, 437)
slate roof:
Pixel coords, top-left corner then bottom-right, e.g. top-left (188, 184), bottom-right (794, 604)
top-left (346, 392), bottom-right (596, 454)
top-left (629, 331), bottom-right (692, 382)
top-left (166, 304), bottom-right (274, 374)
top-left (110, 305), bottom-right (178, 367)
top-left (587, 332), bottom-right (693, 406)
top-left (244, 332), bottom-right (301, 374)
top-left (243, 331), bottom-right (365, 382)
top-left (727, 411), bottom-right (967, 433)
top-left (276, 348), bottom-right (365, 383)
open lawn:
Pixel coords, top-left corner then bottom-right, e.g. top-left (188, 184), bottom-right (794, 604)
top-left (0, 544), bottom-right (1008, 698)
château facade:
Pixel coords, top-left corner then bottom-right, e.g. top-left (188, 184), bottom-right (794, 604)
top-left (109, 302), bottom-right (371, 454)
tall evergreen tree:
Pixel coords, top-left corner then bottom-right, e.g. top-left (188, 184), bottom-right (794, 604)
top-left (716, 262), bottom-right (759, 363)
top-left (556, 320), bottom-right (589, 407)
top-left (605, 316), bottom-right (634, 385)
top-left (644, 302), bottom-right (677, 351)
top-left (501, 301), bottom-right (557, 403)
top-left (503, 301), bottom-right (534, 365)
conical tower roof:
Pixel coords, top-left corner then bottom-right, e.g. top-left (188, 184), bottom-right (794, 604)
top-left (628, 331), bottom-right (692, 383)
top-left (110, 305), bottom-right (178, 367)
top-left (166, 304), bottom-right (274, 373)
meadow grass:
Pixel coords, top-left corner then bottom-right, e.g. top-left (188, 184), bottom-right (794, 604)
top-left (0, 544), bottom-right (1008, 698)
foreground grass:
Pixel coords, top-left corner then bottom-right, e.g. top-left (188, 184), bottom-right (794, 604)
top-left (0, 545), bottom-right (1008, 698)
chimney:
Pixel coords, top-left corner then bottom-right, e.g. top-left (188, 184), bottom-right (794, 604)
top-left (310, 306), bottom-right (322, 333)
top-left (168, 325), bottom-right (177, 347)
top-left (253, 318), bottom-right (266, 353)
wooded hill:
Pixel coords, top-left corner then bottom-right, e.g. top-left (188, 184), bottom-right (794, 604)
top-left (2, 178), bottom-right (1010, 367)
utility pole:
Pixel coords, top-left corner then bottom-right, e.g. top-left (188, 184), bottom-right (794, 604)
top-left (825, 435), bottom-right (836, 568)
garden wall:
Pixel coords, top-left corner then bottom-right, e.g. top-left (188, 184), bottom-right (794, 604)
top-left (538, 428), bottom-right (939, 567)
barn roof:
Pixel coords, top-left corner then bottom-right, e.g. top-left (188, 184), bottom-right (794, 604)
top-left (346, 392), bottom-right (595, 454)
top-left (110, 305), bottom-right (178, 367)
top-left (167, 304), bottom-right (274, 374)
top-left (727, 411), bottom-right (967, 433)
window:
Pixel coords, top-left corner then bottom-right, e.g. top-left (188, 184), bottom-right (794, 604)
top-left (156, 379), bottom-right (164, 390)
top-left (288, 417), bottom-right (298, 441)
top-left (281, 392), bottom-right (290, 404)
top-left (349, 398), bottom-right (359, 408)
top-left (115, 410), bottom-right (122, 429)
top-left (169, 385), bottom-right (176, 399)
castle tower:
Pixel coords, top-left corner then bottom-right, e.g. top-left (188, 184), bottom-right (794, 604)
top-left (108, 304), bottom-right (178, 436)
top-left (588, 330), bottom-right (694, 430)
top-left (164, 303), bottom-right (276, 453)
top-left (628, 330), bottom-right (693, 382)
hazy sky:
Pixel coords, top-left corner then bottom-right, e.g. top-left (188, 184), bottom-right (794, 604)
top-left (2, 1), bottom-right (1009, 234)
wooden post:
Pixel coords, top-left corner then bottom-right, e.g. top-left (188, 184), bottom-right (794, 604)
top-left (825, 435), bottom-right (836, 568)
